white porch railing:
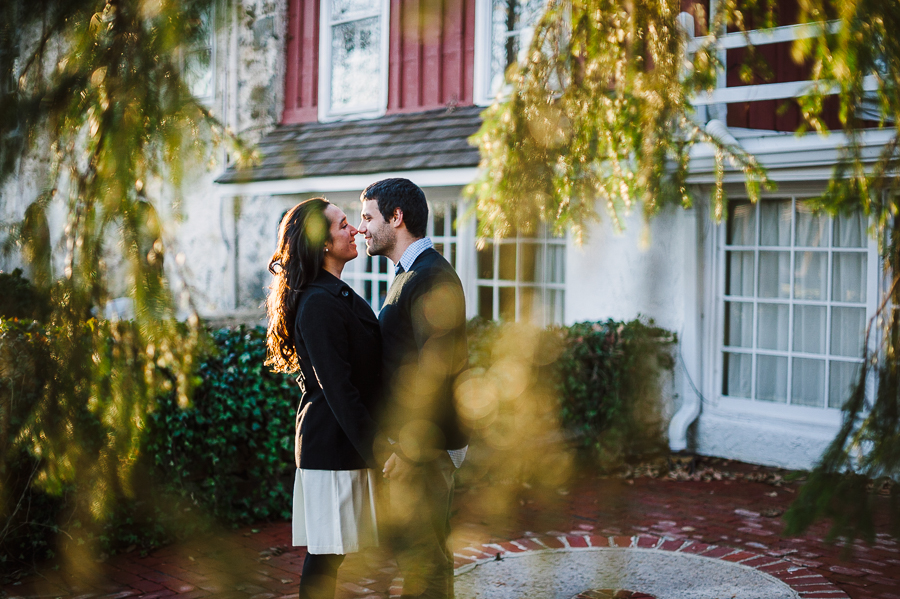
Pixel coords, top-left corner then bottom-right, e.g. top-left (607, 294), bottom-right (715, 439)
top-left (684, 20), bottom-right (877, 107)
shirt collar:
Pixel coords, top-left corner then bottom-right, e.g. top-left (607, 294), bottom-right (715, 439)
top-left (396, 237), bottom-right (434, 274)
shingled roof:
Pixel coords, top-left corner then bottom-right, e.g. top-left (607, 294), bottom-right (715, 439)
top-left (215, 105), bottom-right (484, 184)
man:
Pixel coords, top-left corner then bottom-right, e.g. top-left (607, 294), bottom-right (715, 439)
top-left (358, 178), bottom-right (468, 599)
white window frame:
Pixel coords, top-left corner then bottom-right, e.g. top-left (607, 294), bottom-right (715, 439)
top-left (344, 252), bottom-right (395, 313)
top-left (473, 0), bottom-right (544, 106)
top-left (475, 226), bottom-right (565, 325)
top-left (713, 194), bottom-right (879, 427)
top-left (318, 0), bottom-right (390, 122)
top-left (183, 1), bottom-right (217, 105)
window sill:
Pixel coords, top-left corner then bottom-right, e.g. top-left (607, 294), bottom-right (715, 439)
top-left (712, 396), bottom-right (843, 428)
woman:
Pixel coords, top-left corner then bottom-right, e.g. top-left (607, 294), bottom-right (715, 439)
top-left (266, 198), bottom-right (385, 599)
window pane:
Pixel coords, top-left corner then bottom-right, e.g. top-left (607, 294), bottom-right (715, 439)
top-left (758, 251), bottom-right (790, 298)
top-left (756, 355), bottom-right (787, 402)
top-left (542, 244), bottom-right (565, 284)
top-left (331, 17), bottom-right (381, 112)
top-left (724, 301), bottom-right (753, 348)
top-left (378, 256), bottom-right (388, 274)
top-left (793, 305), bottom-right (826, 354)
top-left (829, 361), bottom-right (861, 409)
top-left (450, 243), bottom-right (457, 269)
top-left (830, 307), bottom-right (866, 357)
top-left (791, 358), bottom-right (825, 407)
top-left (434, 242), bottom-right (444, 256)
top-left (519, 287), bottom-right (537, 322)
top-left (478, 286), bottom-right (493, 319)
top-left (795, 202), bottom-right (827, 247)
top-left (545, 289), bottom-right (564, 324)
top-left (794, 251), bottom-right (827, 300)
top-left (378, 281), bottom-right (387, 308)
top-left (490, 0), bottom-right (545, 88)
top-left (723, 352), bottom-right (751, 398)
top-left (727, 200), bottom-right (756, 245)
top-left (499, 286), bottom-right (515, 320)
top-left (519, 242), bottom-right (538, 283)
top-left (759, 200), bottom-right (791, 246)
top-left (833, 211), bottom-right (866, 248)
top-left (726, 251), bottom-right (754, 296)
top-left (832, 252), bottom-right (867, 303)
top-left (185, 47), bottom-right (213, 98)
top-left (450, 205), bottom-right (458, 235)
top-left (757, 303), bottom-right (788, 351)
top-left (498, 243), bottom-right (516, 280)
top-left (333, 0), bottom-right (379, 19)
top-left (433, 206), bottom-right (446, 237)
top-left (477, 243), bottom-right (494, 279)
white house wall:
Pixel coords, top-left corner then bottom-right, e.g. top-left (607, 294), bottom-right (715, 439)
top-left (565, 206), bottom-right (688, 333)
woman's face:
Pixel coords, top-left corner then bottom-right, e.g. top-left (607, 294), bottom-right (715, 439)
top-left (324, 204), bottom-right (359, 263)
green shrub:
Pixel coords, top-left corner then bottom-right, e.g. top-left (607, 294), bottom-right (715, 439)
top-left (0, 269), bottom-right (50, 321)
top-left (555, 319), bottom-right (676, 464)
top-left (0, 322), bottom-right (298, 570)
top-left (144, 326), bottom-right (297, 523)
top-left (466, 317), bottom-right (676, 466)
top-left (0, 318), bottom-right (60, 570)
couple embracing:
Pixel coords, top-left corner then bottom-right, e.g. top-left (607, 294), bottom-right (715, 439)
top-left (265, 178), bottom-right (469, 599)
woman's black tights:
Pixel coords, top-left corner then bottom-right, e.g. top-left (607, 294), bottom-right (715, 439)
top-left (298, 552), bottom-right (345, 599)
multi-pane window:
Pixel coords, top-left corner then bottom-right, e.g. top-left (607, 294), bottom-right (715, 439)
top-left (321, 0), bottom-right (387, 118)
top-left (721, 198), bottom-right (871, 409)
top-left (344, 252), bottom-right (392, 313)
top-left (476, 227), bottom-right (565, 325)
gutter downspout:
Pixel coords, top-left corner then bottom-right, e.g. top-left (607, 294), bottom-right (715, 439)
top-left (668, 119), bottom-right (739, 451)
top-left (669, 205), bottom-right (702, 451)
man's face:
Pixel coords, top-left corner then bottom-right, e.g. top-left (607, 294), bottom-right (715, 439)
top-left (359, 199), bottom-right (395, 257)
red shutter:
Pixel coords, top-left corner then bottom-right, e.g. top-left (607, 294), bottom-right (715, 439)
top-left (283, 0), bottom-right (319, 124)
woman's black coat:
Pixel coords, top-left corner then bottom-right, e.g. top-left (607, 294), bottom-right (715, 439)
top-left (292, 270), bottom-right (384, 471)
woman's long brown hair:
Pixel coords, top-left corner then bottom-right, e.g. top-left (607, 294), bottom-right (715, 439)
top-left (266, 198), bottom-right (330, 373)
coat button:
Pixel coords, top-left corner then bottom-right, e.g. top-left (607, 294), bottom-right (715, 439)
top-left (341, 290), bottom-right (349, 297)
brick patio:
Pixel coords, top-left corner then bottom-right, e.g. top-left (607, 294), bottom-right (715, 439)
top-left (3, 459), bottom-right (897, 599)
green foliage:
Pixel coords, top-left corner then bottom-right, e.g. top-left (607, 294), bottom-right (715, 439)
top-left (0, 318), bottom-right (60, 570)
top-left (145, 326), bottom-right (297, 523)
top-left (465, 316), bottom-right (502, 370)
top-left (1, 323), bottom-right (297, 568)
top-left (0, 0), bottom-right (253, 561)
top-left (0, 269), bottom-right (50, 321)
top-left (466, 317), bottom-right (676, 465)
top-left (554, 320), bottom-right (676, 464)
top-left (466, 0), bottom-right (770, 241)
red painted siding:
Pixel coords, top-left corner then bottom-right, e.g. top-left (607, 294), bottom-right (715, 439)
top-left (720, 0), bottom-right (872, 132)
top-left (283, 0), bottom-right (319, 124)
top-left (387, 0), bottom-right (476, 113)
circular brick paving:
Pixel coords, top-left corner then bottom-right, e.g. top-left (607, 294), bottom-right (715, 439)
top-left (386, 534), bottom-right (851, 599)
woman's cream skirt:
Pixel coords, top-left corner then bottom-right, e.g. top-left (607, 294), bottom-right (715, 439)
top-left (292, 468), bottom-right (379, 554)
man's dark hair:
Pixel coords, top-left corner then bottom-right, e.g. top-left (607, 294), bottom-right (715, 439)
top-left (361, 178), bottom-right (428, 238)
